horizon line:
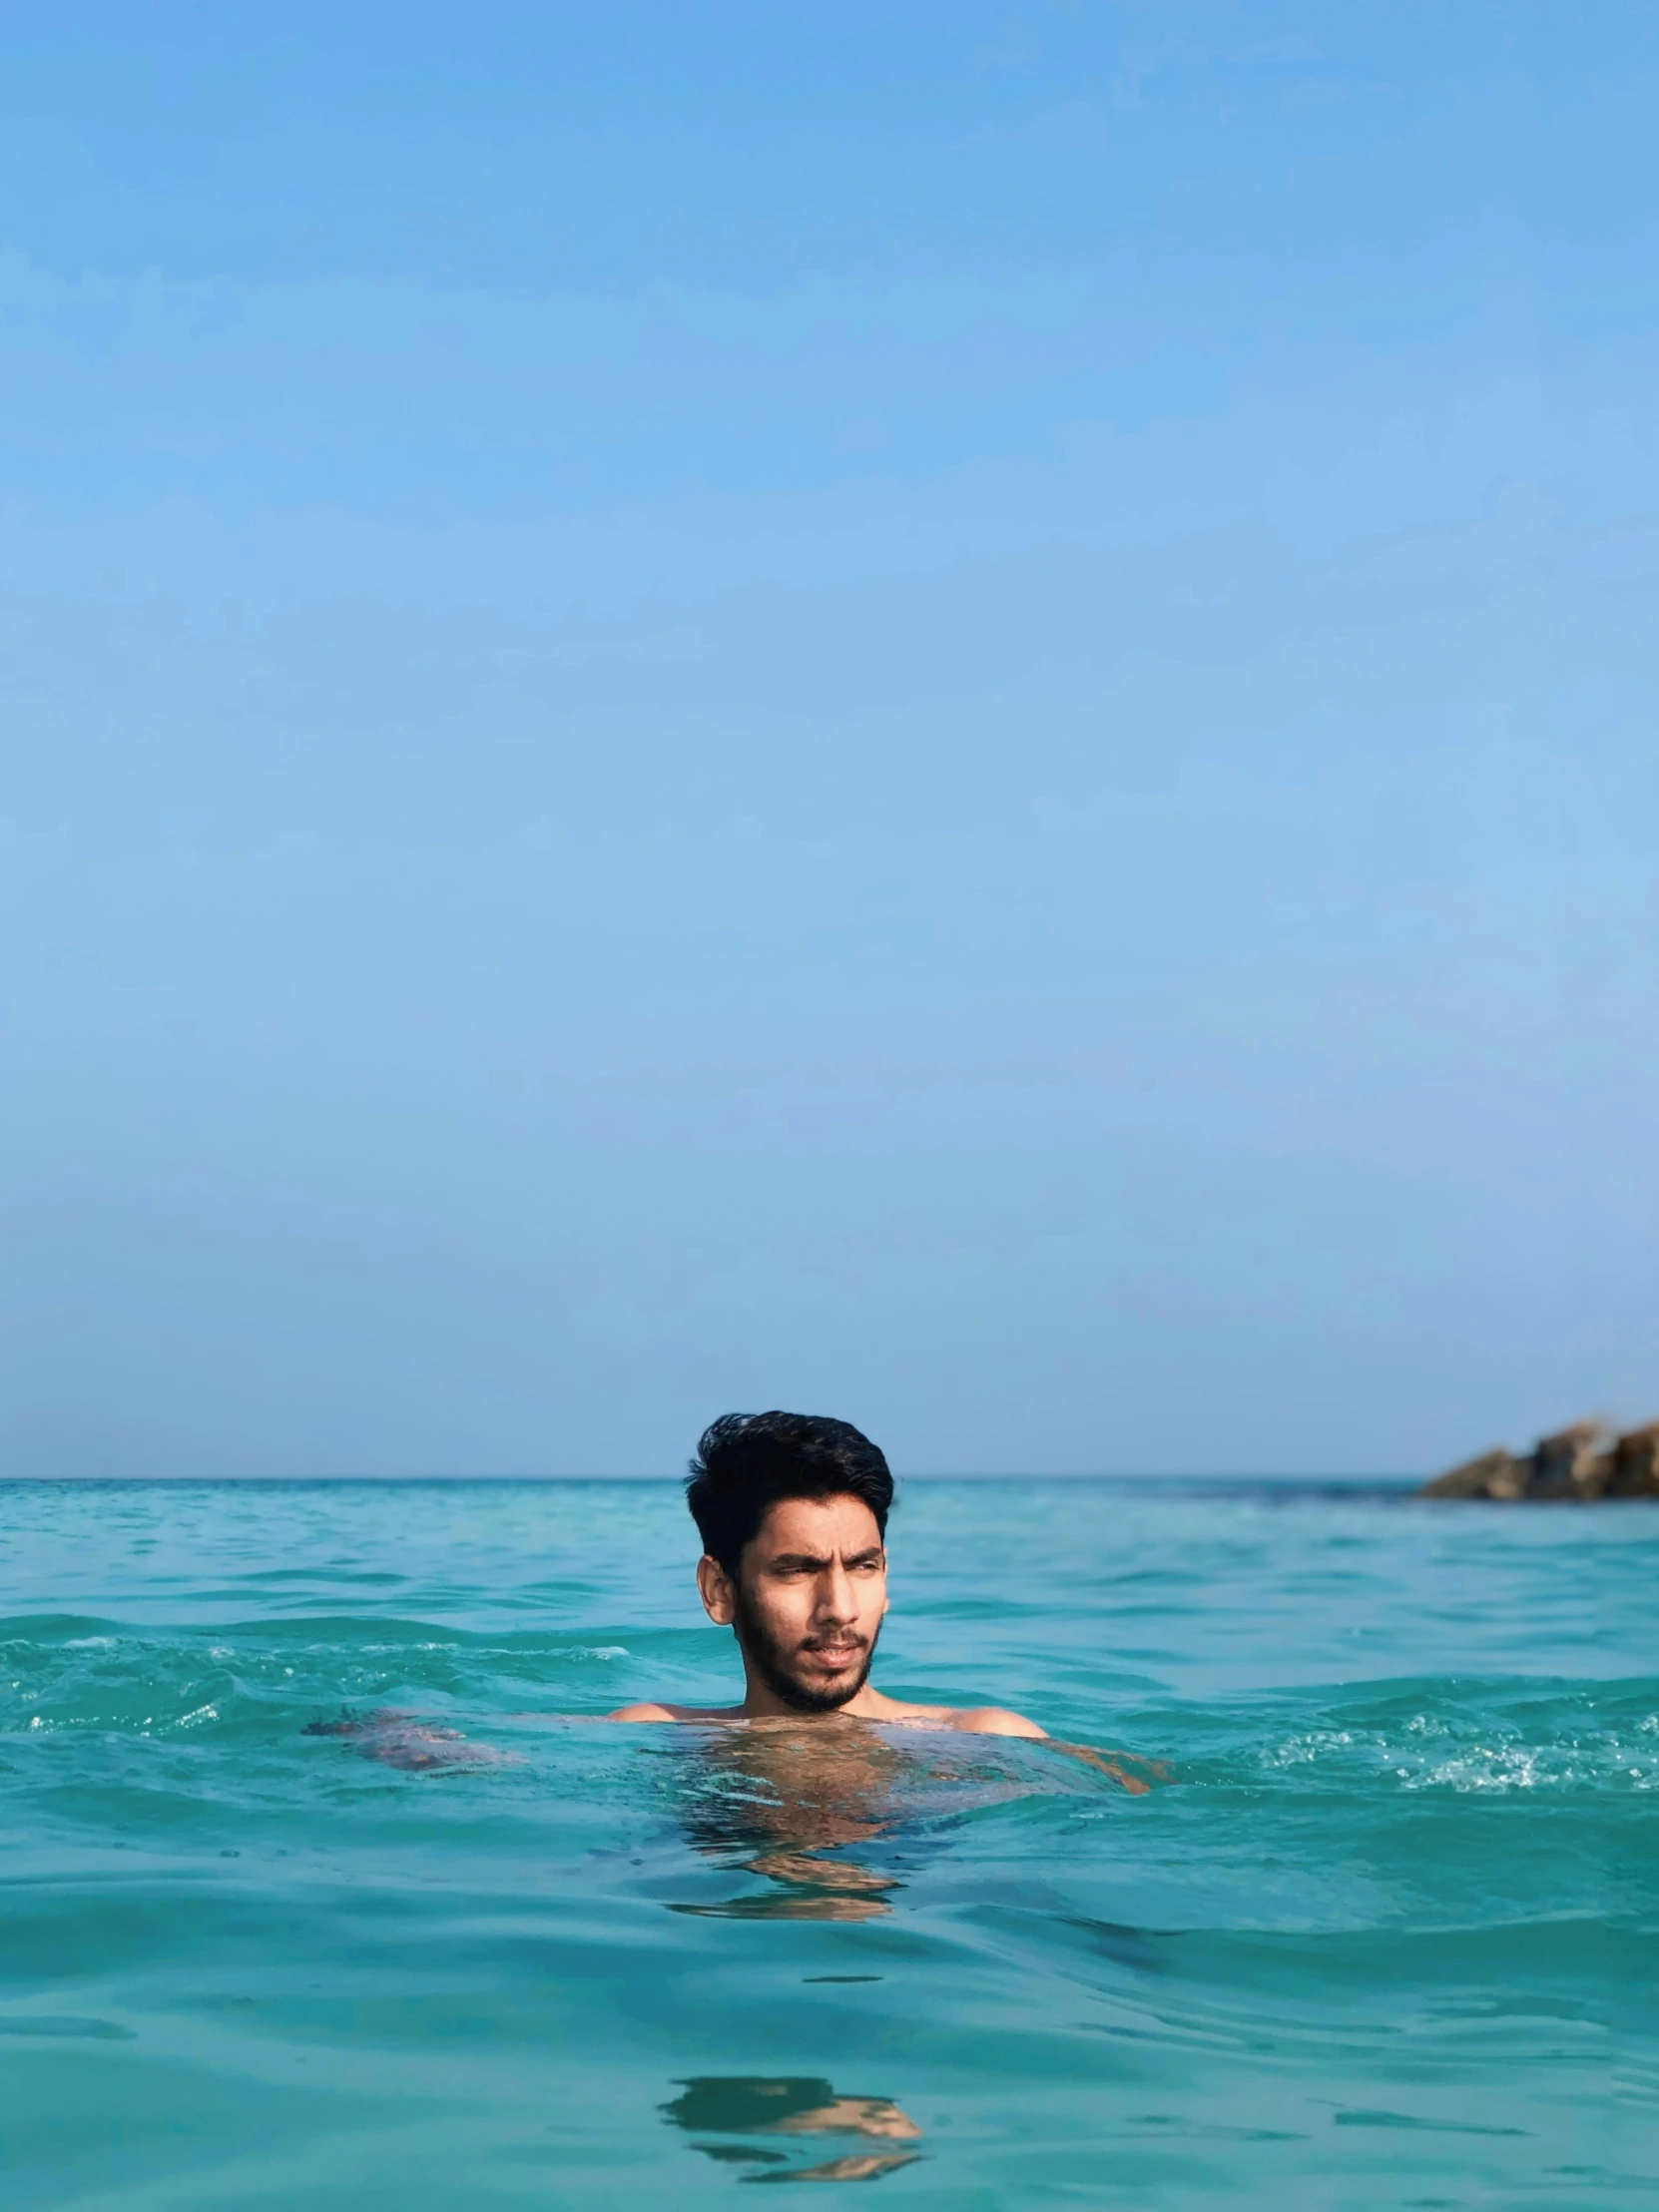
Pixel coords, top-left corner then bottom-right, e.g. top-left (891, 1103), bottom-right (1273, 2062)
top-left (0, 1468), bottom-right (1426, 1486)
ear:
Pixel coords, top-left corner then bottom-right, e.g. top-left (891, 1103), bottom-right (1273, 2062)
top-left (696, 1553), bottom-right (737, 1625)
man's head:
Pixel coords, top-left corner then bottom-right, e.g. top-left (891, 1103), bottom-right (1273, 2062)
top-left (686, 1412), bottom-right (894, 1713)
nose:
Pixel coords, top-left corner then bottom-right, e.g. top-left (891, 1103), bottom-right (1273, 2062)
top-left (816, 1560), bottom-right (858, 1626)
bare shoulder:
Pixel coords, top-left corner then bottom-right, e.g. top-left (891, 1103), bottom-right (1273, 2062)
top-left (603, 1702), bottom-right (742, 1723)
top-left (948, 1706), bottom-right (1049, 1740)
top-left (878, 1697), bottom-right (1048, 1739)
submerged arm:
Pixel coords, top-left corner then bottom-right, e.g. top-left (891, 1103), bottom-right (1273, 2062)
top-left (303, 1710), bottom-right (518, 1770)
top-left (1047, 1739), bottom-right (1167, 1794)
top-left (946, 1708), bottom-right (1164, 1794)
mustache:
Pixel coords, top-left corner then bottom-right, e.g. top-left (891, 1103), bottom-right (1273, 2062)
top-left (800, 1631), bottom-right (869, 1655)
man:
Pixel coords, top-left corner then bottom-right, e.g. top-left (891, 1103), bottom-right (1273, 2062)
top-left (607, 1410), bottom-right (1151, 1792)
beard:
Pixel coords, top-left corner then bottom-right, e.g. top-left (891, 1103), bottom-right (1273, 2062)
top-left (732, 1587), bottom-right (881, 1714)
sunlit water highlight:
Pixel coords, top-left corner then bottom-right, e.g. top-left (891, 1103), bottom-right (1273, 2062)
top-left (2, 1478), bottom-right (1652, 2207)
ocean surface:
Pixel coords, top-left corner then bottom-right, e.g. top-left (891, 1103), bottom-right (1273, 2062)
top-left (1, 1476), bottom-right (1652, 2208)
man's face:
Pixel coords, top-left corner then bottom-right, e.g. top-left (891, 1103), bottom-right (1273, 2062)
top-left (702, 1493), bottom-right (889, 1713)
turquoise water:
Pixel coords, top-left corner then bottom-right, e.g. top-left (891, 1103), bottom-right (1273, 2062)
top-left (2, 1477), bottom-right (1653, 2208)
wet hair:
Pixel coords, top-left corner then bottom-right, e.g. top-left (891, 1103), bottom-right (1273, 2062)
top-left (686, 1411), bottom-right (894, 1575)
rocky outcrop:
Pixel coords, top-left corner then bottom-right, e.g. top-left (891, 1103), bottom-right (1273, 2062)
top-left (1529, 1421), bottom-right (1609, 1499)
top-left (1422, 1420), bottom-right (1659, 1500)
top-left (1422, 1446), bottom-right (1530, 1500)
top-left (1606, 1423), bottom-right (1659, 1497)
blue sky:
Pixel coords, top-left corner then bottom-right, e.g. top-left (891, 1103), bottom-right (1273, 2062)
top-left (3, 3), bottom-right (1656, 1476)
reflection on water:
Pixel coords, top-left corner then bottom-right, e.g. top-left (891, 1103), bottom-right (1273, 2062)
top-left (664, 2076), bottom-right (922, 2183)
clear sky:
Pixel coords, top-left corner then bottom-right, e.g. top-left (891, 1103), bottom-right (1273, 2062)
top-left (3, 3), bottom-right (1656, 1477)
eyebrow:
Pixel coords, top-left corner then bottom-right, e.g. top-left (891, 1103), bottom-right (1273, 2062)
top-left (766, 1547), bottom-right (886, 1571)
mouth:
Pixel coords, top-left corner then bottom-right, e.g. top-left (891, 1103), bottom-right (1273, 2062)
top-left (802, 1641), bottom-right (865, 1672)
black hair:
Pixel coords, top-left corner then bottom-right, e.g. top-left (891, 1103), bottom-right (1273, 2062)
top-left (686, 1410), bottom-right (894, 1575)
top-left (663, 2077), bottom-right (838, 2136)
